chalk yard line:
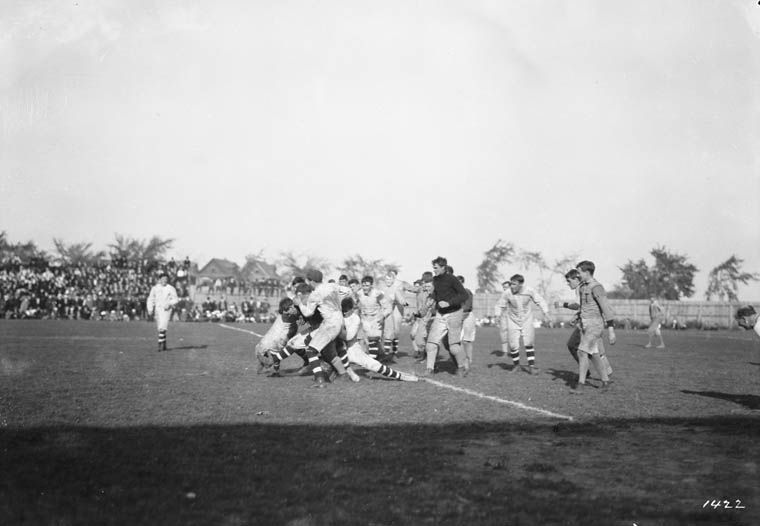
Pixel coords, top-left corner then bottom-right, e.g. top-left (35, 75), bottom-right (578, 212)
top-left (218, 323), bottom-right (264, 338)
top-left (421, 377), bottom-right (574, 421)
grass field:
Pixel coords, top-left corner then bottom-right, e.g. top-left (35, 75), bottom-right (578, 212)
top-left (1, 320), bottom-right (758, 525)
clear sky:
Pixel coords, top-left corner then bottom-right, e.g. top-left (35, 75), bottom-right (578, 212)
top-left (1, 0), bottom-right (759, 299)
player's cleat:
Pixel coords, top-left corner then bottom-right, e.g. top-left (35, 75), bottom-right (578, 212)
top-left (656, 344), bottom-right (665, 349)
top-left (398, 372), bottom-right (419, 382)
top-left (414, 355), bottom-right (427, 364)
top-left (461, 367), bottom-right (470, 378)
top-left (600, 381), bottom-right (611, 392)
top-left (644, 344), bottom-right (652, 349)
top-left (311, 374), bottom-right (327, 388)
top-left (268, 371), bottom-right (282, 378)
top-left (346, 369), bottom-right (361, 382)
top-left (420, 368), bottom-right (435, 377)
top-left (509, 365), bottom-right (522, 374)
top-left (570, 383), bottom-right (585, 394)
top-left (529, 366), bottom-right (540, 376)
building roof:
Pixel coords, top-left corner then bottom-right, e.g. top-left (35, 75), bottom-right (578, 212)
top-left (197, 258), bottom-right (240, 278)
top-left (240, 258), bottom-right (279, 281)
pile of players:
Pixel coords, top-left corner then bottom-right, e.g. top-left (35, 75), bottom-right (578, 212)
top-left (254, 269), bottom-right (419, 387)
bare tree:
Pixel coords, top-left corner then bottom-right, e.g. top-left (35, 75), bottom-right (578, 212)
top-left (705, 255), bottom-right (759, 301)
top-left (0, 231), bottom-right (46, 263)
top-left (338, 254), bottom-right (399, 280)
top-left (476, 240), bottom-right (516, 292)
top-left (517, 250), bottom-right (578, 299)
top-left (276, 250), bottom-right (332, 283)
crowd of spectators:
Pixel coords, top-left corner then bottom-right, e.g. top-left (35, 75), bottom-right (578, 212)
top-left (0, 256), bottom-right (283, 324)
top-left (188, 297), bottom-right (275, 323)
top-left (0, 257), bottom-right (192, 321)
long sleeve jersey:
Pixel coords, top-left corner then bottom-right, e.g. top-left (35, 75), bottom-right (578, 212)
top-left (146, 284), bottom-right (178, 313)
top-left (379, 280), bottom-right (407, 316)
top-left (299, 282), bottom-right (350, 320)
top-left (432, 273), bottom-right (469, 314)
top-left (494, 285), bottom-right (548, 325)
top-left (578, 278), bottom-right (615, 324)
top-left (357, 288), bottom-right (386, 320)
top-left (340, 312), bottom-right (362, 346)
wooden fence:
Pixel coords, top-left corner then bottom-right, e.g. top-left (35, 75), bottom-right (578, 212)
top-left (466, 295), bottom-right (746, 329)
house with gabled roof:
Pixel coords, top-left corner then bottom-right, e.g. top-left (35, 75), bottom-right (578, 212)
top-left (240, 257), bottom-right (279, 282)
top-left (196, 258), bottom-right (241, 280)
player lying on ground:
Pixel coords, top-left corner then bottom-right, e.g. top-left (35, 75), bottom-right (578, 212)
top-left (338, 297), bottom-right (418, 382)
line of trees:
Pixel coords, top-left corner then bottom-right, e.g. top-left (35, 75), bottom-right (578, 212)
top-left (1, 231), bottom-right (175, 268)
top-left (474, 239), bottom-right (758, 301)
top-left (4, 232), bottom-right (758, 301)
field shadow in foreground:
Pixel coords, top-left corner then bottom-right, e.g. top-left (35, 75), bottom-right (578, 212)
top-left (681, 390), bottom-right (760, 410)
top-left (2, 416), bottom-right (759, 526)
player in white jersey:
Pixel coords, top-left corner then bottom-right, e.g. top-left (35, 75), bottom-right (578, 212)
top-left (146, 272), bottom-right (179, 352)
top-left (379, 270), bottom-right (409, 357)
top-left (355, 276), bottom-right (388, 359)
top-left (458, 275), bottom-right (477, 369)
top-left (340, 297), bottom-right (418, 381)
top-left (494, 274), bottom-right (550, 375)
top-left (295, 269), bottom-right (356, 387)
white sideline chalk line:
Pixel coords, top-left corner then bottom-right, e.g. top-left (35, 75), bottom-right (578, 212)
top-left (421, 377), bottom-right (574, 421)
top-left (218, 323), bottom-right (264, 338)
top-left (2, 335), bottom-right (152, 341)
top-left (222, 323), bottom-right (571, 419)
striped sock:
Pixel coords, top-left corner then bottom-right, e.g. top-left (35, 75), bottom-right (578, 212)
top-left (294, 348), bottom-right (309, 366)
top-left (392, 339), bottom-right (399, 354)
top-left (367, 339), bottom-right (380, 357)
top-left (377, 364), bottom-right (401, 380)
top-left (510, 350), bottom-right (520, 365)
top-left (338, 348), bottom-right (350, 370)
top-left (270, 348), bottom-right (294, 372)
top-left (306, 348), bottom-right (323, 378)
top-left (158, 329), bottom-right (166, 349)
top-left (383, 340), bottom-right (393, 355)
top-left (526, 346), bottom-right (535, 366)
